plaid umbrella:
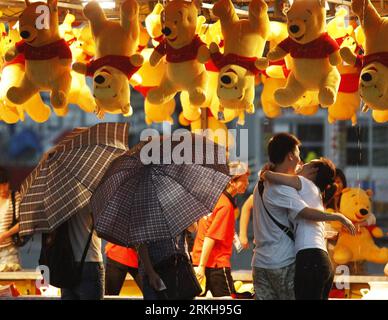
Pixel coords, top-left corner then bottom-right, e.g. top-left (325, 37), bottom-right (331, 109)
top-left (90, 133), bottom-right (231, 247)
top-left (19, 122), bottom-right (129, 236)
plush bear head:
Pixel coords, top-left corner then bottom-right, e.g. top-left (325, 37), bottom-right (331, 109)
top-left (160, 0), bottom-right (201, 49)
top-left (359, 62), bottom-right (388, 111)
top-left (217, 65), bottom-right (255, 111)
top-left (285, 0), bottom-right (326, 44)
top-left (19, 0), bottom-right (60, 47)
top-left (340, 188), bottom-right (373, 223)
top-left (92, 67), bottom-right (131, 115)
top-left (72, 25), bottom-right (95, 62)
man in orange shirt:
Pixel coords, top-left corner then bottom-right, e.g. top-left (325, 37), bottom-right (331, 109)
top-left (192, 161), bottom-right (249, 297)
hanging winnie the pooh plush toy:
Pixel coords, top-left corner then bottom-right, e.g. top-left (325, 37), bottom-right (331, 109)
top-left (340, 0), bottom-right (388, 112)
top-left (267, 0), bottom-right (341, 108)
top-left (209, 0), bottom-right (270, 125)
top-left (146, 0), bottom-right (210, 108)
top-left (331, 188), bottom-right (388, 265)
top-left (0, 26), bottom-right (51, 123)
top-left (73, 0), bottom-right (143, 118)
top-left (4, 0), bottom-right (72, 116)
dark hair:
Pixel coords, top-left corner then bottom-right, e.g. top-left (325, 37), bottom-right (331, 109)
top-left (267, 133), bottom-right (301, 165)
top-left (335, 168), bottom-right (347, 188)
top-left (0, 167), bottom-right (10, 184)
top-left (312, 158), bottom-right (336, 193)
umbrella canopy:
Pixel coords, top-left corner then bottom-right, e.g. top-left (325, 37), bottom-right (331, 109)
top-left (19, 122), bottom-right (129, 236)
top-left (90, 133), bottom-right (231, 247)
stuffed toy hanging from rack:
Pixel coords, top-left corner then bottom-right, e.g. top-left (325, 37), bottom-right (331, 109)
top-left (4, 0), bottom-right (72, 116)
top-left (72, 0), bottom-right (143, 118)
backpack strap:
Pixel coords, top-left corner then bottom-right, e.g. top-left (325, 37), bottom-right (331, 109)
top-left (257, 180), bottom-right (295, 242)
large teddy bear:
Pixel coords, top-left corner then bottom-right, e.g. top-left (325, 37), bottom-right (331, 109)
top-left (332, 188), bottom-right (388, 265)
top-left (267, 0), bottom-right (341, 108)
top-left (146, 0), bottom-right (210, 108)
top-left (5, 0), bottom-right (72, 115)
top-left (0, 26), bottom-right (51, 123)
top-left (340, 0), bottom-right (388, 111)
top-left (210, 0), bottom-right (269, 125)
top-left (73, 0), bottom-right (143, 118)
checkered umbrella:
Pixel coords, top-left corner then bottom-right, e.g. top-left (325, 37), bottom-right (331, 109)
top-left (18, 122), bottom-right (129, 236)
top-left (90, 133), bottom-right (231, 247)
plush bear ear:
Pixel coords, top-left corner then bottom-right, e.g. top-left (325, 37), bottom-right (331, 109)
top-left (366, 189), bottom-right (373, 198)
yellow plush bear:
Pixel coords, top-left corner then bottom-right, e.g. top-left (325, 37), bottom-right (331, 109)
top-left (59, 13), bottom-right (96, 115)
top-left (210, 0), bottom-right (269, 125)
top-left (326, 8), bottom-right (360, 125)
top-left (5, 0), bottom-right (72, 115)
top-left (261, 21), bottom-right (319, 118)
top-left (73, 0), bottom-right (143, 118)
top-left (332, 188), bottom-right (388, 265)
top-left (146, 0), bottom-right (210, 108)
top-left (267, 0), bottom-right (341, 108)
top-left (0, 25), bottom-right (51, 123)
top-left (340, 0), bottom-right (388, 112)
top-left (130, 48), bottom-right (176, 125)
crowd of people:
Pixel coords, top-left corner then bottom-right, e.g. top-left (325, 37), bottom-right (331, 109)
top-left (0, 132), bottom-right (368, 300)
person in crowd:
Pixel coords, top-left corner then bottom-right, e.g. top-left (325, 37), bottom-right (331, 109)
top-left (251, 133), bottom-right (355, 300)
top-left (105, 243), bottom-right (143, 295)
top-left (261, 157), bottom-right (356, 300)
top-left (138, 224), bottom-right (198, 300)
top-left (0, 167), bottom-right (22, 272)
top-left (192, 161), bottom-right (250, 297)
top-left (61, 205), bottom-right (104, 300)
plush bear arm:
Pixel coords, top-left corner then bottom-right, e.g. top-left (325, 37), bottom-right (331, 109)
top-left (255, 57), bottom-right (269, 70)
top-left (267, 46), bottom-right (287, 62)
top-left (329, 50), bottom-right (342, 66)
top-left (213, 0), bottom-right (239, 26)
top-left (121, 0), bottom-right (139, 40)
top-left (72, 62), bottom-right (88, 75)
top-left (129, 53), bottom-right (144, 67)
top-left (249, 0), bottom-right (270, 38)
top-left (83, 1), bottom-right (107, 37)
top-left (149, 50), bottom-right (163, 67)
top-left (371, 226), bottom-right (384, 238)
top-left (352, 0), bottom-right (382, 33)
top-left (197, 45), bottom-right (210, 64)
top-left (340, 47), bottom-right (358, 66)
top-left (265, 65), bottom-right (286, 79)
top-left (4, 46), bottom-right (18, 62)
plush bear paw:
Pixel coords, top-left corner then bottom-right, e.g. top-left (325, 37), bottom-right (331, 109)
top-left (147, 88), bottom-right (164, 105)
top-left (121, 0), bottom-right (139, 18)
top-left (53, 105), bottom-right (69, 117)
top-left (130, 53), bottom-right (144, 67)
top-left (274, 88), bottom-right (297, 106)
top-left (7, 87), bottom-right (25, 104)
top-left (319, 87), bottom-right (336, 106)
top-left (189, 88), bottom-right (206, 106)
top-left (122, 104), bottom-right (133, 117)
top-left (51, 91), bottom-right (67, 109)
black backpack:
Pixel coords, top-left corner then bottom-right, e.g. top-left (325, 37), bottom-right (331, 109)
top-left (39, 219), bottom-right (93, 289)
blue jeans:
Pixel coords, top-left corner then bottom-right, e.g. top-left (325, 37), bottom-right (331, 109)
top-left (61, 262), bottom-right (105, 300)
